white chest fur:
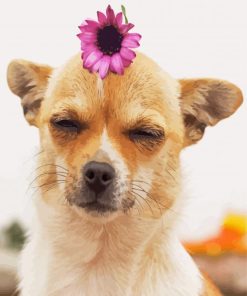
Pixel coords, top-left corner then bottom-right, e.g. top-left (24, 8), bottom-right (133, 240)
top-left (19, 200), bottom-right (202, 296)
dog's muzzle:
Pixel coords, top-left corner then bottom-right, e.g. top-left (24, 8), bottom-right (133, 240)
top-left (73, 161), bottom-right (117, 213)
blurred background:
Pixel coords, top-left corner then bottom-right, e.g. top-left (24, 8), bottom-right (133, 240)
top-left (0, 0), bottom-right (246, 295)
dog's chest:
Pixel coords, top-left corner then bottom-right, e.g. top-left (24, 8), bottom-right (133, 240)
top-left (44, 255), bottom-right (135, 296)
top-left (19, 210), bottom-right (203, 296)
top-left (20, 238), bottom-right (203, 296)
top-left (44, 258), bottom-right (201, 296)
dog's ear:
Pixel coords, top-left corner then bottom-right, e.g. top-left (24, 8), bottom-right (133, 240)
top-left (7, 59), bottom-right (53, 126)
top-left (179, 78), bottom-right (243, 146)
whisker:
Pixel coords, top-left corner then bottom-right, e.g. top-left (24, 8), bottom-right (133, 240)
top-left (31, 180), bottom-right (66, 190)
top-left (28, 171), bottom-right (68, 187)
top-left (131, 185), bottom-right (162, 216)
top-left (22, 149), bottom-right (46, 166)
top-left (127, 192), bottom-right (142, 216)
top-left (27, 163), bottom-right (69, 182)
top-left (166, 170), bottom-right (176, 182)
top-left (35, 163), bottom-right (69, 172)
top-left (131, 190), bottom-right (155, 217)
top-left (132, 179), bottom-right (150, 186)
top-left (29, 180), bottom-right (66, 199)
top-left (136, 188), bottom-right (174, 214)
top-left (33, 149), bottom-right (45, 158)
top-left (42, 182), bottom-right (65, 195)
top-left (131, 183), bottom-right (179, 215)
top-left (26, 172), bottom-right (69, 194)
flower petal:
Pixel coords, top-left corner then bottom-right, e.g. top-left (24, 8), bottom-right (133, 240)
top-left (77, 32), bottom-right (84, 39)
top-left (78, 24), bottom-right (97, 33)
top-left (110, 53), bottom-right (124, 75)
top-left (82, 44), bottom-right (98, 59)
top-left (122, 35), bottom-right (140, 48)
top-left (125, 33), bottom-right (142, 42)
top-left (97, 11), bottom-right (107, 26)
top-left (85, 19), bottom-right (99, 28)
top-left (91, 59), bottom-right (101, 73)
top-left (115, 12), bottom-right (123, 28)
top-left (120, 47), bottom-right (136, 61)
top-left (122, 58), bottom-right (132, 68)
top-left (80, 38), bottom-right (98, 50)
top-left (119, 23), bottom-right (134, 34)
top-left (106, 5), bottom-right (115, 24)
top-left (79, 21), bottom-right (87, 28)
top-left (99, 55), bottom-right (111, 79)
top-left (79, 31), bottom-right (97, 43)
top-left (78, 25), bottom-right (87, 33)
top-left (77, 31), bottom-right (95, 40)
top-left (84, 50), bottom-right (103, 68)
top-left (78, 38), bottom-right (89, 50)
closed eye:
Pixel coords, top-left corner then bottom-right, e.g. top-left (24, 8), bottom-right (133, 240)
top-left (128, 127), bottom-right (165, 142)
top-left (127, 127), bottom-right (165, 151)
top-left (51, 118), bottom-right (83, 133)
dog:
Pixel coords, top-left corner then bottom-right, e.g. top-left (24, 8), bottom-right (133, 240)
top-left (7, 53), bottom-right (242, 296)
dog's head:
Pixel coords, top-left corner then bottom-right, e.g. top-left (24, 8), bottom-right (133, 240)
top-left (7, 53), bottom-right (242, 221)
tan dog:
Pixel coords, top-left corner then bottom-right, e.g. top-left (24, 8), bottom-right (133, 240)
top-left (7, 53), bottom-right (242, 296)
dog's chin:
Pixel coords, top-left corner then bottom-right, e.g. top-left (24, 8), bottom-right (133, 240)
top-left (71, 202), bottom-right (120, 223)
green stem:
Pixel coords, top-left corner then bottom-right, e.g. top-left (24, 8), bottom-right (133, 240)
top-left (121, 5), bottom-right (128, 24)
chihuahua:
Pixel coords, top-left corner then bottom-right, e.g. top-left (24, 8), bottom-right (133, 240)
top-left (7, 53), bottom-right (242, 296)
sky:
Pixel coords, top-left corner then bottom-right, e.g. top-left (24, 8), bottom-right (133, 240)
top-left (0, 0), bottom-right (246, 240)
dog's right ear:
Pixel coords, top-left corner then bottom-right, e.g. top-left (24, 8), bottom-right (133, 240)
top-left (179, 78), bottom-right (243, 147)
top-left (7, 59), bottom-right (53, 126)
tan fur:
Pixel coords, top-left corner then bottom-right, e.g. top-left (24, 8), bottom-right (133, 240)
top-left (7, 60), bottom-right (52, 126)
top-left (180, 78), bottom-right (243, 146)
top-left (7, 52), bottom-right (242, 296)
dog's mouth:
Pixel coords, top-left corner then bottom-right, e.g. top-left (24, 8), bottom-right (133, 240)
top-left (72, 198), bottom-right (117, 214)
top-left (68, 194), bottom-right (136, 217)
top-left (77, 200), bottom-right (117, 213)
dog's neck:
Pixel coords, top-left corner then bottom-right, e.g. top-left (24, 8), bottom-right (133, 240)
top-left (36, 196), bottom-right (169, 265)
top-left (26, 196), bottom-right (202, 296)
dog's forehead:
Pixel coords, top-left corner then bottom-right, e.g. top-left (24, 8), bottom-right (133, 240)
top-left (44, 53), bottom-right (181, 121)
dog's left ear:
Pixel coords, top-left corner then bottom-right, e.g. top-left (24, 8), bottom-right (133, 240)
top-left (179, 79), bottom-right (243, 146)
top-left (7, 59), bottom-right (53, 126)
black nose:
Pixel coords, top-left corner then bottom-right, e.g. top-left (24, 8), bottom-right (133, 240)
top-left (83, 161), bottom-right (115, 195)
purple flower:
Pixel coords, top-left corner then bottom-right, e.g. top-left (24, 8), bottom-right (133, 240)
top-left (77, 5), bottom-right (141, 79)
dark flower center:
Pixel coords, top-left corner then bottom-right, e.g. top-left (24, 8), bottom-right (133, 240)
top-left (97, 25), bottom-right (123, 56)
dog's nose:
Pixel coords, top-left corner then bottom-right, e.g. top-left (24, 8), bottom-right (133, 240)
top-left (83, 161), bottom-right (115, 195)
